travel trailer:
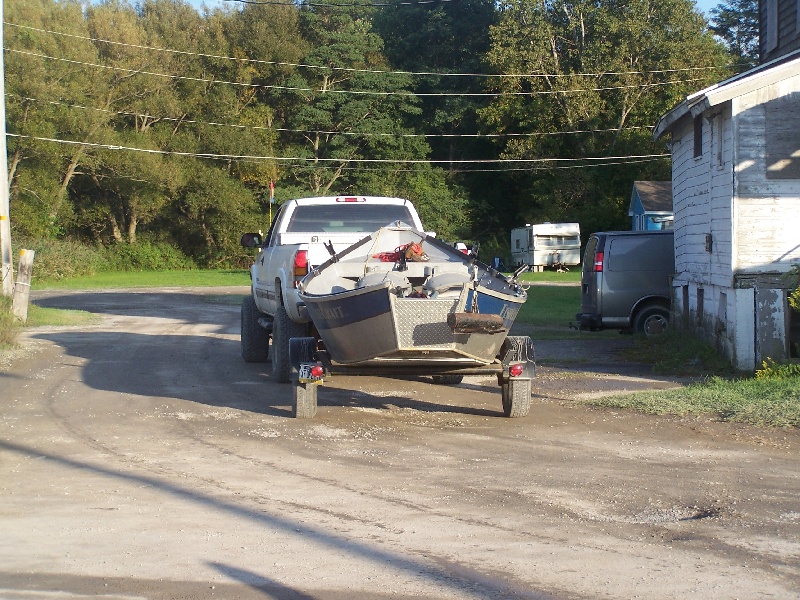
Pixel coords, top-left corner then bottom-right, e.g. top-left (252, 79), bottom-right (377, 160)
top-left (510, 223), bottom-right (581, 271)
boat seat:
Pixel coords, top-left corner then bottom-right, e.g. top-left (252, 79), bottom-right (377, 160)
top-left (357, 271), bottom-right (411, 296)
top-left (423, 272), bottom-right (472, 295)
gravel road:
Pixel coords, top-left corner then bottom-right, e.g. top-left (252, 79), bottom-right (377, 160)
top-left (1, 287), bottom-right (799, 599)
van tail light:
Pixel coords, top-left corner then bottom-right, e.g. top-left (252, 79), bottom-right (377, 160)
top-left (293, 250), bottom-right (308, 285)
top-left (593, 251), bottom-right (604, 272)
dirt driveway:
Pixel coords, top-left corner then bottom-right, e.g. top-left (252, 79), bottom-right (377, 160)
top-left (1, 287), bottom-right (799, 599)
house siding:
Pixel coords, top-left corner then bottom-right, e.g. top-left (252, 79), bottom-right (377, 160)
top-left (732, 79), bottom-right (800, 274)
top-left (760, 0), bottom-right (800, 62)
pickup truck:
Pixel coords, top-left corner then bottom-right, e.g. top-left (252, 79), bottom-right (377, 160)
top-left (239, 196), bottom-right (428, 382)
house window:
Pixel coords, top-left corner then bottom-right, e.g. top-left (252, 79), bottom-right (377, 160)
top-left (714, 116), bottom-right (724, 169)
top-left (766, 0), bottom-right (778, 52)
top-left (694, 115), bottom-right (703, 158)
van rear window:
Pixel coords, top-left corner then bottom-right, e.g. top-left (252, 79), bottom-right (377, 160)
top-left (608, 237), bottom-right (672, 271)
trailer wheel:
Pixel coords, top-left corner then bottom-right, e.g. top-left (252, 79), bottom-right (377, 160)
top-left (272, 304), bottom-right (306, 383)
top-left (432, 375), bottom-right (463, 385)
top-left (501, 377), bottom-right (532, 418)
top-left (293, 381), bottom-right (318, 418)
top-left (241, 296), bottom-right (269, 363)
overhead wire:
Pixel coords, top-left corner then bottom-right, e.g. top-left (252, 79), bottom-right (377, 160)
top-left (6, 49), bottom-right (710, 97)
top-left (9, 94), bottom-right (655, 139)
top-left (8, 133), bottom-right (669, 169)
top-left (5, 22), bottom-right (736, 80)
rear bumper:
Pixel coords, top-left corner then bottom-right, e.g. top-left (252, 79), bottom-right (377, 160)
top-left (575, 312), bottom-right (601, 330)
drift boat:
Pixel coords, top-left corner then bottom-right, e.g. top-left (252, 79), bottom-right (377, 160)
top-left (297, 222), bottom-right (528, 366)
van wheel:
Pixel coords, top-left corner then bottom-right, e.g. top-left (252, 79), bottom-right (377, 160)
top-left (634, 306), bottom-right (669, 337)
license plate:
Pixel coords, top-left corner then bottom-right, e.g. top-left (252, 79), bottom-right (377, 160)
top-left (298, 363), bottom-right (324, 384)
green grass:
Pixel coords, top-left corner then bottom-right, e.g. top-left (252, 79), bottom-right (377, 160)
top-left (517, 284), bottom-right (580, 327)
top-left (34, 269), bottom-right (251, 290)
top-left (586, 376), bottom-right (800, 427)
top-left (26, 304), bottom-right (100, 328)
top-left (517, 270), bottom-right (581, 284)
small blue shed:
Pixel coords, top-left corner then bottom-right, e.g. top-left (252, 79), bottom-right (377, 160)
top-left (629, 181), bottom-right (673, 231)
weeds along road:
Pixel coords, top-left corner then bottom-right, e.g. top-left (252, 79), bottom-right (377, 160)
top-left (2, 287), bottom-right (799, 600)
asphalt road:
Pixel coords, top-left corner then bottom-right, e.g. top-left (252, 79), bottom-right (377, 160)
top-left (1, 287), bottom-right (799, 599)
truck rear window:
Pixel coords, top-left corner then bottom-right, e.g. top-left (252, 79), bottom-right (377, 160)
top-left (285, 204), bottom-right (416, 233)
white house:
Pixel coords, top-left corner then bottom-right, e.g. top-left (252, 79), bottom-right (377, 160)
top-left (653, 49), bottom-right (800, 370)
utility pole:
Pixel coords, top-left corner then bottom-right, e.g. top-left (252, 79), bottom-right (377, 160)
top-left (0, 0), bottom-right (14, 297)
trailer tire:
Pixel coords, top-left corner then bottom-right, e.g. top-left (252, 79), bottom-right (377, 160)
top-left (432, 375), bottom-right (464, 385)
top-left (272, 304), bottom-right (306, 383)
top-left (241, 296), bottom-right (269, 363)
top-left (501, 377), bottom-right (531, 418)
top-left (293, 381), bottom-right (318, 418)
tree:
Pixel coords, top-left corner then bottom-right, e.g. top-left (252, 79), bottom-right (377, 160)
top-left (709, 0), bottom-right (759, 66)
top-left (478, 0), bottom-right (728, 238)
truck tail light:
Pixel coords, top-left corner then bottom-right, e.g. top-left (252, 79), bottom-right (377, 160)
top-left (509, 364), bottom-right (524, 377)
top-left (293, 250), bottom-right (308, 283)
top-left (593, 251), bottom-right (604, 272)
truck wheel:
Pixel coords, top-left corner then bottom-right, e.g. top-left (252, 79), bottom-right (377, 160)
top-left (501, 377), bottom-right (532, 418)
top-left (241, 296), bottom-right (269, 363)
top-left (634, 306), bottom-right (670, 337)
top-left (272, 304), bottom-right (306, 383)
top-left (432, 375), bottom-right (464, 385)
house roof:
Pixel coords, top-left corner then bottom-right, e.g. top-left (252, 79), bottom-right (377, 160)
top-left (653, 49), bottom-right (800, 140)
top-left (629, 181), bottom-right (673, 215)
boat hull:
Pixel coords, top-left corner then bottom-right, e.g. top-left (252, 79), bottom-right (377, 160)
top-left (303, 281), bottom-right (525, 366)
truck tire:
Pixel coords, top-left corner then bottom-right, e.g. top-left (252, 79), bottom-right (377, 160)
top-left (272, 304), bottom-right (307, 383)
top-left (634, 305), bottom-right (670, 337)
top-left (241, 296), bottom-right (269, 363)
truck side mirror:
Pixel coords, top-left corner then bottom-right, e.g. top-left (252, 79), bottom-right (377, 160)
top-left (240, 232), bottom-right (263, 248)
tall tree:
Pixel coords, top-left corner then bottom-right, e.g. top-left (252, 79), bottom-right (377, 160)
top-left (709, 0), bottom-right (759, 66)
top-left (479, 0), bottom-right (727, 237)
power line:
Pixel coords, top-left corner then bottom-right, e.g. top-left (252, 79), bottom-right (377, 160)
top-left (8, 133), bottom-right (669, 166)
top-left (7, 49), bottom-right (708, 97)
top-left (6, 22), bottom-right (735, 80)
top-left (9, 94), bottom-right (655, 139)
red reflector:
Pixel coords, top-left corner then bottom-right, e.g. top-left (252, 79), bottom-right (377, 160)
top-left (335, 197), bottom-right (365, 202)
top-left (293, 250), bottom-right (308, 278)
top-left (311, 365), bottom-right (324, 378)
top-left (593, 251), bottom-right (604, 272)
top-left (509, 364), bottom-right (524, 377)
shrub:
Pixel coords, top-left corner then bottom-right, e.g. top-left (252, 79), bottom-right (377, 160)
top-left (14, 236), bottom-right (108, 280)
top-left (102, 241), bottom-right (196, 272)
top-left (755, 358), bottom-right (800, 380)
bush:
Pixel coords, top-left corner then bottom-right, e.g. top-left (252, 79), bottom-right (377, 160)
top-left (14, 237), bottom-right (108, 280)
top-left (102, 241), bottom-right (196, 272)
top-left (755, 358), bottom-right (800, 380)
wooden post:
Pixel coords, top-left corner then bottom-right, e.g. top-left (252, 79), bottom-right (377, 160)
top-left (11, 249), bottom-right (35, 322)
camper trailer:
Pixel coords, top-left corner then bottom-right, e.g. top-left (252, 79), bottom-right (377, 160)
top-left (510, 223), bottom-right (581, 271)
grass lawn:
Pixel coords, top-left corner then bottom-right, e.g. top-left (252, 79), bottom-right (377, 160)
top-left (33, 269), bottom-right (251, 290)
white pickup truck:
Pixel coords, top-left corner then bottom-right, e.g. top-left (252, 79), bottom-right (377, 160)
top-left (240, 196), bottom-right (428, 382)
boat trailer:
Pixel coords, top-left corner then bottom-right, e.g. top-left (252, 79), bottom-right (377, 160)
top-left (287, 335), bottom-right (535, 419)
